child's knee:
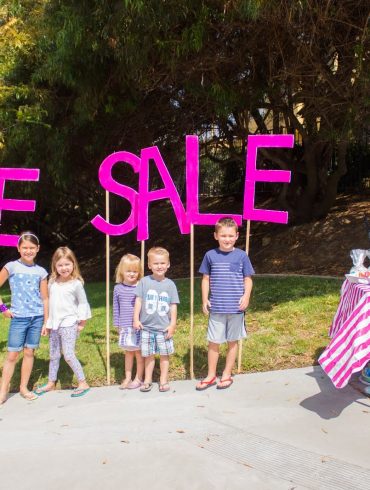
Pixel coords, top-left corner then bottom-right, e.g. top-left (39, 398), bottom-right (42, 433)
top-left (23, 347), bottom-right (34, 358)
top-left (7, 351), bottom-right (19, 363)
top-left (64, 354), bottom-right (77, 364)
top-left (208, 342), bottom-right (220, 351)
top-left (50, 352), bottom-right (61, 362)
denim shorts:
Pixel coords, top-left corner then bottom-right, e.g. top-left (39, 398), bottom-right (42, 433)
top-left (8, 315), bottom-right (44, 352)
top-left (207, 313), bottom-right (247, 344)
top-left (141, 329), bottom-right (174, 357)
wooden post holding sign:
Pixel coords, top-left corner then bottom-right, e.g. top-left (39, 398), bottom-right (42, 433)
top-left (190, 224), bottom-right (195, 379)
top-left (237, 219), bottom-right (251, 374)
top-left (140, 240), bottom-right (145, 276)
top-left (105, 190), bottom-right (111, 385)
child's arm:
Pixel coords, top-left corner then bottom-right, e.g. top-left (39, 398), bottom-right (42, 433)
top-left (40, 278), bottom-right (49, 336)
top-left (0, 268), bottom-right (13, 319)
top-left (133, 297), bottom-right (143, 330)
top-left (75, 282), bottom-right (91, 331)
top-left (164, 304), bottom-right (177, 339)
top-left (201, 274), bottom-right (211, 315)
top-left (239, 276), bottom-right (253, 311)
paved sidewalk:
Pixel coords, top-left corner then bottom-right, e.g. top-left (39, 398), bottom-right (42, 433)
top-left (0, 366), bottom-right (369, 490)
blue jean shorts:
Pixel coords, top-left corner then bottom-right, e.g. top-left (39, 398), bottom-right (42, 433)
top-left (141, 329), bottom-right (174, 357)
top-left (8, 315), bottom-right (44, 352)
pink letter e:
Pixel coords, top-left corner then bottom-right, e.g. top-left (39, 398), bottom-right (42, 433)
top-left (0, 167), bottom-right (40, 247)
top-left (243, 135), bottom-right (293, 224)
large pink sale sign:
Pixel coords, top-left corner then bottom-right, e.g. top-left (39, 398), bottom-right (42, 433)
top-left (91, 134), bottom-right (293, 239)
top-left (0, 134), bottom-right (293, 246)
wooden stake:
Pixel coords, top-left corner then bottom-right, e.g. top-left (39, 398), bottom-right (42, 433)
top-left (140, 240), bottom-right (145, 276)
top-left (105, 190), bottom-right (111, 385)
top-left (238, 220), bottom-right (251, 373)
top-left (190, 224), bottom-right (195, 379)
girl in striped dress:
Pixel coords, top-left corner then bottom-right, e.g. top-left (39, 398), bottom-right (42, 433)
top-left (113, 254), bottom-right (144, 389)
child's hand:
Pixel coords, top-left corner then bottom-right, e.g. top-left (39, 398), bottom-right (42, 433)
top-left (239, 294), bottom-right (250, 311)
top-left (164, 324), bottom-right (175, 340)
top-left (202, 300), bottom-right (211, 315)
top-left (2, 309), bottom-right (13, 319)
top-left (77, 320), bottom-right (86, 332)
top-left (133, 320), bottom-right (143, 330)
top-left (41, 325), bottom-right (49, 336)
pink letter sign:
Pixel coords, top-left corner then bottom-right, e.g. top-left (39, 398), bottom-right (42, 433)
top-left (186, 135), bottom-right (242, 226)
top-left (0, 167), bottom-right (40, 247)
top-left (243, 135), bottom-right (293, 224)
top-left (137, 146), bottom-right (190, 241)
top-left (91, 151), bottom-right (140, 235)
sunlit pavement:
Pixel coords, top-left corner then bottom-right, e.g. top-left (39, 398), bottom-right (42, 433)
top-left (1, 366), bottom-right (369, 490)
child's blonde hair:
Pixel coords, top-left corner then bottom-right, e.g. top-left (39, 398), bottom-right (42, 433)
top-left (50, 247), bottom-right (84, 284)
top-left (215, 217), bottom-right (238, 233)
top-left (115, 254), bottom-right (142, 283)
top-left (147, 247), bottom-right (170, 262)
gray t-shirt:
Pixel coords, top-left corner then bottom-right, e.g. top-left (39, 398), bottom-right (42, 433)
top-left (135, 275), bottom-right (180, 332)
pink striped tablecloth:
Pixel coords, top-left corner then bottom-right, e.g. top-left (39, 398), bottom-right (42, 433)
top-left (319, 279), bottom-right (370, 388)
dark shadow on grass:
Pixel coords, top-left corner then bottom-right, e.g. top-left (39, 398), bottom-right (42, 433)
top-left (84, 330), bottom-right (106, 372)
top-left (299, 364), bottom-right (370, 419)
top-left (178, 345), bottom-right (228, 380)
top-left (9, 352), bottom-right (90, 392)
top-left (110, 352), bottom-right (124, 384)
top-left (9, 355), bottom-right (50, 392)
top-left (84, 283), bottom-right (113, 309)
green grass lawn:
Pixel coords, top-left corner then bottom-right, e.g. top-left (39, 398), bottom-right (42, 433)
top-left (0, 276), bottom-right (342, 390)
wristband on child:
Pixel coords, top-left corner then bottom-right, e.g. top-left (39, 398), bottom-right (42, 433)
top-left (0, 304), bottom-right (8, 313)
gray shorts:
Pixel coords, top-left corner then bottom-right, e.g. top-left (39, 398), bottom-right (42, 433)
top-left (207, 313), bottom-right (247, 344)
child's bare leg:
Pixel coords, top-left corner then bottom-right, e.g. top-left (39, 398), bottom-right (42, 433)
top-left (19, 347), bottom-right (35, 396)
top-left (195, 342), bottom-right (219, 389)
top-left (159, 355), bottom-right (169, 385)
top-left (143, 355), bottom-right (155, 384)
top-left (121, 351), bottom-right (134, 387)
top-left (134, 350), bottom-right (144, 382)
top-left (0, 351), bottom-right (19, 402)
top-left (218, 340), bottom-right (238, 388)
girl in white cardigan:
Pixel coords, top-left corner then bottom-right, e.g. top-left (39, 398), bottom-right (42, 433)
top-left (35, 247), bottom-right (91, 397)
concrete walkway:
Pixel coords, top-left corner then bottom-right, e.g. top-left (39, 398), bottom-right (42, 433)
top-left (0, 366), bottom-right (369, 490)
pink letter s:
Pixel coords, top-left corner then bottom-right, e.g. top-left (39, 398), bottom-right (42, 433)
top-left (91, 152), bottom-right (140, 235)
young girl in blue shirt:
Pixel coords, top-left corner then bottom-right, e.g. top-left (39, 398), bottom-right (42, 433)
top-left (0, 232), bottom-right (48, 403)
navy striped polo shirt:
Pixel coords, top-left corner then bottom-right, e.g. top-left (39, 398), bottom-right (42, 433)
top-left (199, 248), bottom-right (254, 314)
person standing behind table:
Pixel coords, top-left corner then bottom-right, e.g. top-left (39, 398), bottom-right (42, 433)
top-left (0, 232), bottom-right (48, 403)
top-left (196, 217), bottom-right (254, 391)
top-left (34, 247), bottom-right (91, 398)
top-left (113, 254), bottom-right (144, 390)
top-left (133, 247), bottom-right (179, 393)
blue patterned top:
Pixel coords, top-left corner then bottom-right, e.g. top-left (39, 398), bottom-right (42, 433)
top-left (199, 248), bottom-right (254, 314)
top-left (5, 260), bottom-right (48, 317)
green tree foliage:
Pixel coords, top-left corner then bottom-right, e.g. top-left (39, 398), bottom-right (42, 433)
top-left (0, 0), bottom-right (369, 242)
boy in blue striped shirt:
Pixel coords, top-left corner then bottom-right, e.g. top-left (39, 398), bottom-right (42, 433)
top-left (196, 217), bottom-right (254, 390)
